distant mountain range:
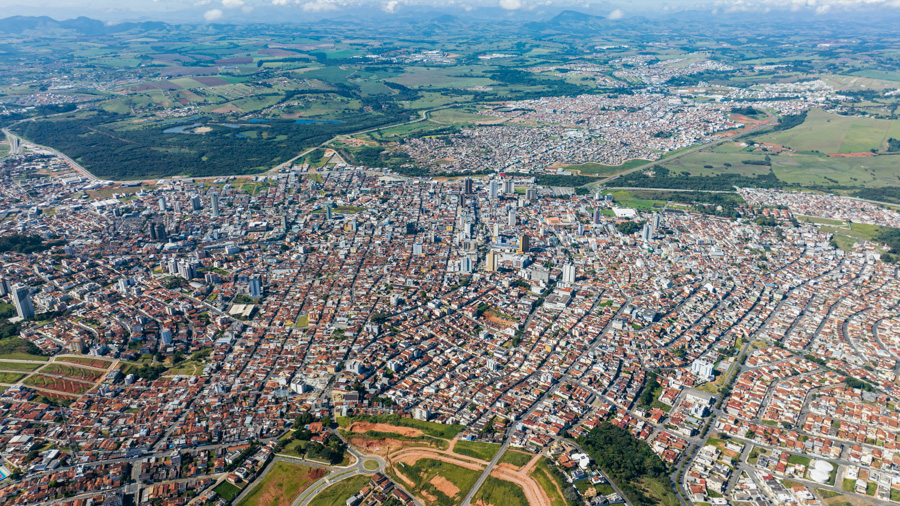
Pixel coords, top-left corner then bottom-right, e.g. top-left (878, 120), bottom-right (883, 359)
top-left (0, 15), bottom-right (169, 35)
top-left (1, 7), bottom-right (899, 34)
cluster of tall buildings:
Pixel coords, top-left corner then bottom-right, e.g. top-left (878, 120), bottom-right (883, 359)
top-left (164, 257), bottom-right (201, 280)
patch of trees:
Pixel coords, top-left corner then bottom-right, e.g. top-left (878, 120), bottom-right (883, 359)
top-left (617, 165), bottom-right (784, 191)
top-left (874, 227), bottom-right (900, 263)
top-left (302, 433), bottom-right (347, 465)
top-left (484, 69), bottom-right (600, 98)
top-left (803, 354), bottom-right (827, 366)
top-left (844, 377), bottom-right (876, 393)
top-left (731, 106), bottom-right (763, 116)
top-left (131, 364), bottom-right (167, 382)
top-left (637, 372), bottom-right (660, 409)
top-left (0, 322), bottom-right (20, 341)
top-left (615, 221), bottom-right (645, 235)
top-left (772, 111), bottom-right (807, 131)
top-left (850, 186), bottom-right (900, 204)
top-left (370, 313), bottom-right (389, 325)
top-left (577, 422), bottom-right (675, 506)
top-left (0, 337), bottom-right (41, 356)
top-left (887, 138), bottom-right (900, 152)
top-left (0, 234), bottom-right (62, 254)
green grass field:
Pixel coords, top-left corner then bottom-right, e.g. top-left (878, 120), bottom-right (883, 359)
top-left (607, 190), bottom-right (667, 210)
top-left (428, 108), bottom-right (493, 125)
top-left (215, 481), bottom-right (242, 501)
top-left (473, 476), bottom-right (529, 506)
top-left (529, 458), bottom-right (571, 506)
top-left (0, 372), bottom-right (25, 383)
top-left (452, 440), bottom-right (500, 462)
top-left (566, 159), bottom-right (653, 176)
top-left (0, 361), bottom-right (43, 372)
top-left (164, 360), bottom-right (205, 376)
top-left (758, 108), bottom-right (900, 153)
top-left (639, 477), bottom-right (680, 506)
top-left (0, 352), bottom-right (49, 362)
top-left (396, 458), bottom-right (481, 506)
top-left (498, 450), bottom-right (533, 469)
top-left (796, 215), bottom-right (845, 226)
top-left (308, 475), bottom-right (370, 506)
top-left (237, 461), bottom-right (323, 506)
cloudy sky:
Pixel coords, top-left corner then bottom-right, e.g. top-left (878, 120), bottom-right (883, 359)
top-left (3, 0), bottom-right (900, 22)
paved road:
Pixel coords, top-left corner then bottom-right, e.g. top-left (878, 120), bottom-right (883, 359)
top-left (2, 126), bottom-right (99, 181)
top-left (291, 447), bottom-right (386, 506)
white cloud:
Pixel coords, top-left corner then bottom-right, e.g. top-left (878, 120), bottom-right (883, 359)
top-left (203, 8), bottom-right (223, 20)
top-left (383, 0), bottom-right (399, 11)
top-left (195, 0), bottom-right (212, 5)
top-left (713, 0), bottom-right (900, 13)
top-left (222, 0), bottom-right (243, 8)
top-left (302, 0), bottom-right (339, 11)
top-left (272, 0), bottom-right (289, 4)
top-left (499, 0), bottom-right (522, 9)
top-left (608, 8), bottom-right (624, 18)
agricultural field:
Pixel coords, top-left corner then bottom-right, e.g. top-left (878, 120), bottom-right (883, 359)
top-left (23, 374), bottom-right (93, 395)
top-left (39, 363), bottom-right (105, 382)
top-left (758, 108), bottom-right (900, 153)
top-left (237, 461), bottom-right (325, 506)
top-left (56, 356), bottom-right (112, 369)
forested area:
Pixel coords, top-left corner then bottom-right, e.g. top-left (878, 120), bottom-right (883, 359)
top-left (852, 186), bottom-right (900, 204)
top-left (578, 422), bottom-right (678, 506)
top-left (14, 109), bottom-right (410, 179)
top-left (618, 165), bottom-right (785, 191)
top-left (0, 234), bottom-right (62, 254)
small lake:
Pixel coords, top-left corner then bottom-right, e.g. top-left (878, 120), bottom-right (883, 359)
top-left (163, 123), bottom-right (201, 133)
top-left (295, 119), bottom-right (344, 124)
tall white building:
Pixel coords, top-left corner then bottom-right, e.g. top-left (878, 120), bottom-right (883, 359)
top-left (249, 276), bottom-right (262, 299)
top-left (691, 359), bottom-right (715, 382)
top-left (211, 192), bottom-right (220, 217)
top-left (562, 264), bottom-right (576, 284)
top-left (11, 284), bottom-right (33, 320)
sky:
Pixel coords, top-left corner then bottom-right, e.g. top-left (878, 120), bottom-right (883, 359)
top-left (3, 0), bottom-right (900, 22)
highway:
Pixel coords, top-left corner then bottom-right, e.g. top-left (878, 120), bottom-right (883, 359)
top-left (1, 124), bottom-right (99, 182)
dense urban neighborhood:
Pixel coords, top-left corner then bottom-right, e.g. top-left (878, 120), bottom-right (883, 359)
top-left (2, 7), bottom-right (900, 506)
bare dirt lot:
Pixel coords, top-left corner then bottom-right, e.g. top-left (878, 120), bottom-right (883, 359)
top-left (346, 422), bottom-right (424, 437)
